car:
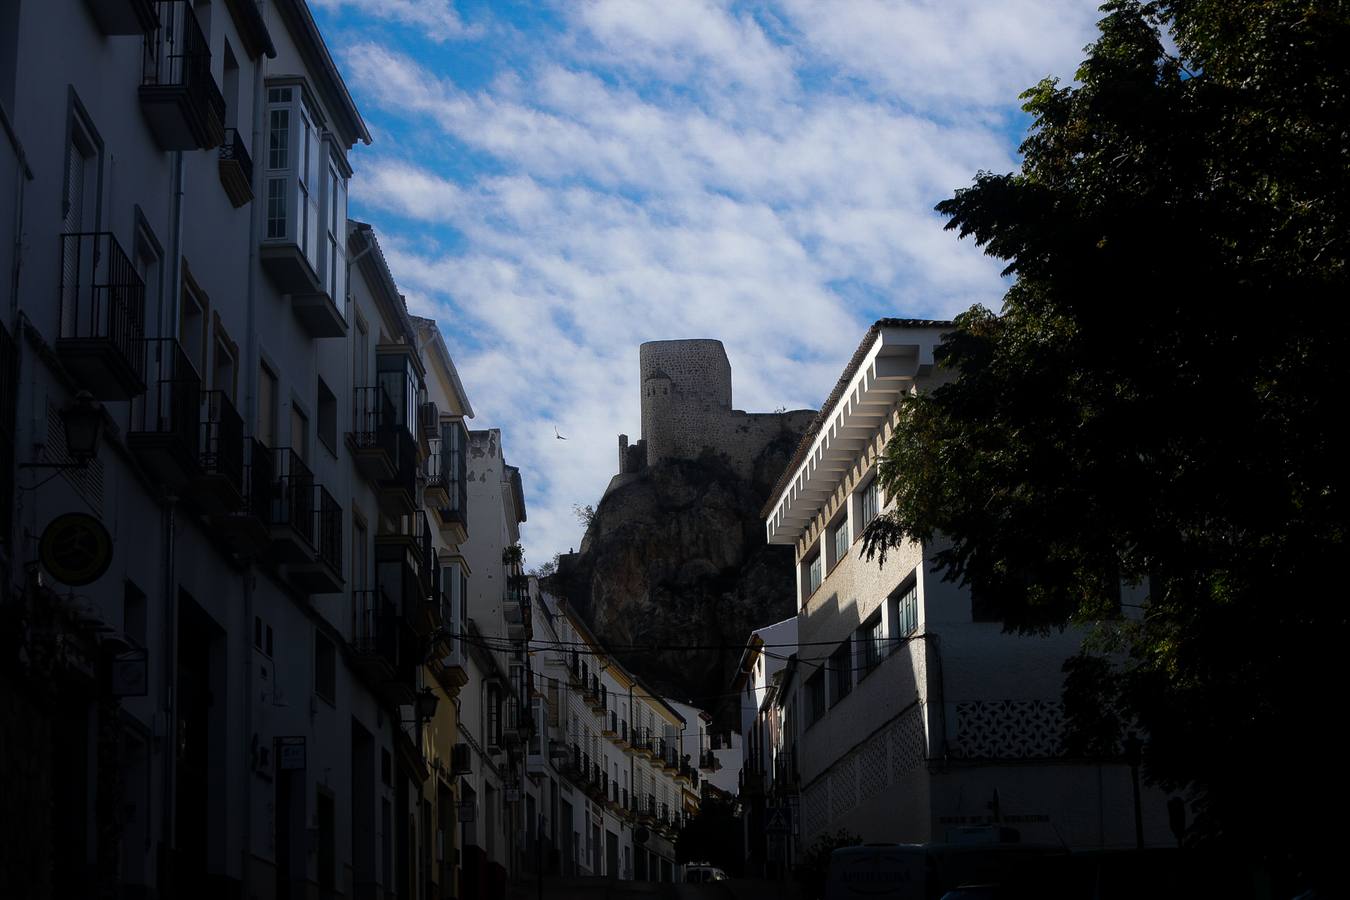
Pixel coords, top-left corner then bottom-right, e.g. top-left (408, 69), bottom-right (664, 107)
top-left (684, 864), bottom-right (731, 883)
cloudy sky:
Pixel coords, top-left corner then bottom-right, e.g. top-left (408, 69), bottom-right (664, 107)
top-left (310, 0), bottom-right (1102, 565)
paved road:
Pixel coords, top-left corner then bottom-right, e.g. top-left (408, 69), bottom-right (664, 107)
top-left (511, 876), bottom-right (804, 900)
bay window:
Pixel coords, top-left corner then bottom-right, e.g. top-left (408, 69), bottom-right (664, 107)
top-left (261, 82), bottom-right (349, 322)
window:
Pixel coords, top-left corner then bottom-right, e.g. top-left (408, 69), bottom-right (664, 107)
top-left (831, 515), bottom-right (849, 567)
top-left (258, 363), bottom-right (278, 447)
top-left (828, 640), bottom-right (852, 706)
top-left (805, 670), bottom-right (826, 726)
top-left (63, 99), bottom-right (101, 236)
top-left (353, 314), bottom-right (369, 386)
top-left (315, 631), bottom-right (335, 703)
top-left (179, 279), bottom-right (206, 374)
top-left (317, 378), bottom-right (336, 454)
top-left (213, 330), bottom-right (237, 400)
top-left (487, 685), bottom-right (502, 749)
top-left (860, 477), bottom-right (880, 526)
top-left (264, 83), bottom-right (348, 304)
top-left (805, 552), bottom-right (822, 598)
top-left (442, 420), bottom-right (468, 518)
top-left (290, 402), bottom-right (309, 461)
top-left (857, 613), bottom-right (883, 679)
top-left (221, 41), bottom-right (239, 130)
top-left (892, 581), bottom-right (919, 638)
top-left (352, 517), bottom-right (368, 588)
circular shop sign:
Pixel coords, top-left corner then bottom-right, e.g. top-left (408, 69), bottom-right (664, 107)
top-left (39, 512), bottom-right (113, 586)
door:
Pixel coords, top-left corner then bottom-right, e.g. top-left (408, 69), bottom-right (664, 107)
top-left (605, 830), bottom-right (619, 879)
top-left (317, 792), bottom-right (335, 898)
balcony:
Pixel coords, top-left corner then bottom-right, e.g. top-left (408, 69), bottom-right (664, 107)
top-left (423, 437), bottom-right (449, 511)
top-left (267, 447), bottom-right (314, 562)
top-left (617, 720), bottom-right (631, 750)
top-left (83, 0), bottom-right (157, 35)
top-left (587, 678), bottom-right (607, 714)
top-left (348, 386), bottom-right (398, 483)
top-left (209, 438), bottom-right (272, 557)
top-left (352, 588), bottom-right (414, 705)
top-left (188, 389), bottom-right (244, 514)
top-left (602, 711), bottom-right (618, 738)
top-left (632, 728), bottom-right (653, 758)
top-left (700, 749), bottom-right (721, 772)
top-left (56, 233), bottom-right (146, 400)
top-left (375, 510), bottom-right (433, 626)
top-left (284, 485), bottom-right (343, 594)
top-left (128, 338), bottom-right (201, 490)
top-left (217, 127), bottom-right (253, 208)
top-left (432, 420), bottom-right (468, 544)
top-left (139, 1), bottom-right (225, 150)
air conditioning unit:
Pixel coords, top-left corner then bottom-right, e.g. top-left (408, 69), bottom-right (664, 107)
top-left (451, 742), bottom-right (472, 775)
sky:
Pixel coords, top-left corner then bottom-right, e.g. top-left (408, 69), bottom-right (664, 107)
top-left (309, 0), bottom-right (1103, 566)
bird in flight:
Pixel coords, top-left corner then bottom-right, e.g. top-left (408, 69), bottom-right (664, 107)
top-left (555, 426), bottom-right (567, 440)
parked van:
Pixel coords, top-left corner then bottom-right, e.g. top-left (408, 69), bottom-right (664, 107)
top-left (823, 843), bottom-right (1069, 900)
top-left (684, 863), bottom-right (731, 883)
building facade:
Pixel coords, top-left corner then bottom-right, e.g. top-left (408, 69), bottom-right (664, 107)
top-left (523, 587), bottom-right (721, 884)
top-left (0, 3), bottom-right (501, 898)
top-left (753, 320), bottom-right (1173, 856)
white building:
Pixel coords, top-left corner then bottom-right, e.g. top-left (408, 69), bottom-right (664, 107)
top-left (758, 319), bottom-right (1172, 852)
top-left (0, 4), bottom-right (505, 898)
top-left (522, 587), bottom-right (718, 884)
top-left (729, 615), bottom-right (797, 874)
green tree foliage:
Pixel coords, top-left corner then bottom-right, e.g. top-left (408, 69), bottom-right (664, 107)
top-left (864, 0), bottom-right (1349, 866)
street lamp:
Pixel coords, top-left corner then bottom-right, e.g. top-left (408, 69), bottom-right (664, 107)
top-left (415, 686), bottom-right (440, 724)
top-left (21, 391), bottom-right (105, 470)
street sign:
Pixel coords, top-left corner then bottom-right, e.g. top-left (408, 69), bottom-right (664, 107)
top-left (277, 736), bottom-right (306, 771)
top-left (110, 648), bottom-right (149, 697)
top-left (765, 806), bottom-right (790, 834)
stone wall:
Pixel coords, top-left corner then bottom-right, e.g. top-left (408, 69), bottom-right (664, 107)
top-left (616, 339), bottom-right (814, 487)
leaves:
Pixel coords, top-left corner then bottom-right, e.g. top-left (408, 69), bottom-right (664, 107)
top-left (869, 0), bottom-right (1350, 863)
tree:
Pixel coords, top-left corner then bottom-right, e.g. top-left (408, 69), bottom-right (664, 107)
top-left (863, 0), bottom-right (1349, 874)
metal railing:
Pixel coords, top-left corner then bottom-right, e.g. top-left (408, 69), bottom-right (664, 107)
top-left (271, 447), bottom-right (314, 546)
top-left (315, 485), bottom-right (342, 574)
top-left (200, 389), bottom-right (243, 494)
top-left (351, 385), bottom-right (395, 446)
top-left (352, 587), bottom-right (398, 662)
top-left (219, 127), bottom-right (253, 184)
top-left (132, 338), bottom-right (201, 450)
top-left (58, 232), bottom-right (146, 380)
top-left (142, 1), bottom-right (225, 135)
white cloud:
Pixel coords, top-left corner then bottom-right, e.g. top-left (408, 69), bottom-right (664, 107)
top-left (314, 2), bottom-right (1098, 562)
top-left (309, 0), bottom-right (480, 41)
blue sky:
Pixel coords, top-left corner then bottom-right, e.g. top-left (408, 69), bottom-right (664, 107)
top-left (309, 0), bottom-right (1102, 566)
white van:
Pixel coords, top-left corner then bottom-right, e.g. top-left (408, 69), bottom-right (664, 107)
top-left (684, 863), bottom-right (730, 883)
top-left (824, 843), bottom-right (1068, 900)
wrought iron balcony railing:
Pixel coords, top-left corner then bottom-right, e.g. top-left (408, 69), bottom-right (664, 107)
top-left (57, 232), bottom-right (147, 398)
top-left (199, 389), bottom-right (244, 495)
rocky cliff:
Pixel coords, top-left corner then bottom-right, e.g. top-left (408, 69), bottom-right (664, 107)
top-left (545, 425), bottom-right (810, 716)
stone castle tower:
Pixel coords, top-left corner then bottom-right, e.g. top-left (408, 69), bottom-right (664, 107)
top-left (613, 339), bottom-right (815, 488)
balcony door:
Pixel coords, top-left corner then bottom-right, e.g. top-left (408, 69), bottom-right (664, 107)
top-left (61, 108), bottom-right (100, 334)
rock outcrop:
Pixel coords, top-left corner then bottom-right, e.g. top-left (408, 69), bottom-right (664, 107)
top-left (546, 428), bottom-right (809, 715)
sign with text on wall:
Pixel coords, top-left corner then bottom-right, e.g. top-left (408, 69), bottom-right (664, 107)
top-left (277, 736), bottom-right (306, 771)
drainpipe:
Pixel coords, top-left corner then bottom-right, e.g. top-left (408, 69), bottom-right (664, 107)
top-left (157, 138), bottom-right (187, 861)
top-left (160, 495), bottom-right (178, 855)
top-left (240, 22), bottom-right (267, 896)
top-left (3, 102), bottom-right (31, 331)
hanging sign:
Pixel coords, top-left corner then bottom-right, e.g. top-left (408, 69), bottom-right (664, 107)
top-left (39, 512), bottom-right (113, 586)
top-left (110, 648), bottom-right (149, 697)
